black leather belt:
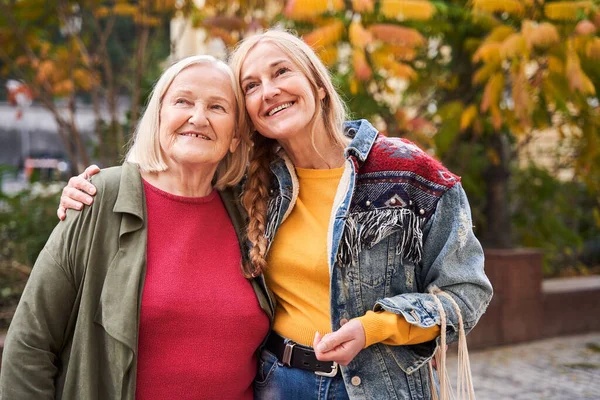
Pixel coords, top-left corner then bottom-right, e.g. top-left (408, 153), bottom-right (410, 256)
top-left (265, 332), bottom-right (339, 377)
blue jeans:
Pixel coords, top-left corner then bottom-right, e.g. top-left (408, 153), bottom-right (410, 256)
top-left (254, 349), bottom-right (350, 400)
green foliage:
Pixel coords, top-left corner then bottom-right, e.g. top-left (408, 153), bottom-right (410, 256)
top-left (0, 179), bottom-right (62, 328)
top-left (511, 165), bottom-right (600, 277)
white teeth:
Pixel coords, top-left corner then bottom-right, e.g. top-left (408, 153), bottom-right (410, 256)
top-left (268, 102), bottom-right (293, 116)
top-left (182, 133), bottom-right (210, 139)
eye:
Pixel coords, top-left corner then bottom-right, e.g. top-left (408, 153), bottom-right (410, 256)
top-left (175, 98), bottom-right (190, 105)
top-left (211, 104), bottom-right (226, 111)
top-left (244, 82), bottom-right (258, 94)
top-left (276, 67), bottom-right (290, 77)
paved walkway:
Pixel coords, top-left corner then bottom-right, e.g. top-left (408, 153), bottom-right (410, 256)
top-left (448, 332), bottom-right (600, 399)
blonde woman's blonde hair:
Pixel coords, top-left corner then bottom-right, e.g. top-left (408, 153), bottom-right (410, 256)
top-left (228, 30), bottom-right (348, 277)
top-left (126, 55), bottom-right (250, 189)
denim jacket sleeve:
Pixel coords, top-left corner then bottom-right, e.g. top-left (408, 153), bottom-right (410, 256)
top-left (373, 183), bottom-right (493, 345)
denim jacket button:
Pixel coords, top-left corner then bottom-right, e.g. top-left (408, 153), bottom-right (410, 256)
top-left (340, 318), bottom-right (349, 327)
top-left (419, 208), bottom-right (425, 215)
top-left (365, 200), bottom-right (371, 207)
top-left (390, 198), bottom-right (397, 205)
top-left (351, 376), bottom-right (361, 386)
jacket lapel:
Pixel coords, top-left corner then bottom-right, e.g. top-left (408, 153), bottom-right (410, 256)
top-left (95, 162), bottom-right (147, 358)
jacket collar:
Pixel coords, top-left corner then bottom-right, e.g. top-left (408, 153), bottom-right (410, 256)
top-left (96, 162), bottom-right (146, 355)
top-left (343, 119), bottom-right (379, 164)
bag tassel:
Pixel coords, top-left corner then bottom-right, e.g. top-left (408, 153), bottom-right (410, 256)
top-left (428, 287), bottom-right (476, 400)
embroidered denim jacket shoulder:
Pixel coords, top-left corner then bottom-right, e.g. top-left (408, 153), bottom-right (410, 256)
top-left (264, 119), bottom-right (493, 400)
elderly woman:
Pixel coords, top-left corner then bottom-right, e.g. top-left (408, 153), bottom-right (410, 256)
top-left (0, 55), bottom-right (271, 400)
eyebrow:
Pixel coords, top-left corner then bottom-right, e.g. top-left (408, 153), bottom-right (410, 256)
top-left (169, 89), bottom-right (233, 106)
top-left (241, 59), bottom-right (290, 84)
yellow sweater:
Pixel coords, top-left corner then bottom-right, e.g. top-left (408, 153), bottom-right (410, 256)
top-left (265, 167), bottom-right (439, 347)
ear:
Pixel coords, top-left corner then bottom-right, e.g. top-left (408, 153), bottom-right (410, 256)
top-left (317, 87), bottom-right (326, 100)
top-left (229, 132), bottom-right (241, 153)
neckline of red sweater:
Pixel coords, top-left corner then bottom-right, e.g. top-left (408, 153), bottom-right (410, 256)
top-left (142, 178), bottom-right (218, 205)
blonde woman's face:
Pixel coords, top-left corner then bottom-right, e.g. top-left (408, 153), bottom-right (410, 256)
top-left (240, 42), bottom-right (325, 141)
top-left (159, 64), bottom-right (239, 169)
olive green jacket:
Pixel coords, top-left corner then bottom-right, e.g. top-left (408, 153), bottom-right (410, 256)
top-left (0, 162), bottom-right (274, 400)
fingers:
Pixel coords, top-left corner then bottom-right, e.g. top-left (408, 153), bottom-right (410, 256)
top-left (313, 320), bottom-right (366, 366)
top-left (69, 174), bottom-right (97, 197)
top-left (313, 331), bottom-right (322, 349)
top-left (83, 165), bottom-right (101, 180)
top-left (59, 193), bottom-right (84, 212)
top-left (62, 186), bottom-right (94, 207)
top-left (57, 206), bottom-right (66, 221)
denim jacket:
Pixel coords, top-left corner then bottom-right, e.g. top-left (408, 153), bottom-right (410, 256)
top-left (262, 120), bottom-right (493, 399)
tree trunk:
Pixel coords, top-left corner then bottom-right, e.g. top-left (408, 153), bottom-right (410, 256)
top-left (483, 133), bottom-right (512, 248)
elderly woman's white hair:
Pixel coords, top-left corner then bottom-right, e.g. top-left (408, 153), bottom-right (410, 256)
top-left (127, 55), bottom-right (249, 189)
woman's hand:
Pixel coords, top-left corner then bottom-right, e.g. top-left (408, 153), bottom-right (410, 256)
top-left (57, 165), bottom-right (101, 220)
top-left (313, 319), bottom-right (366, 366)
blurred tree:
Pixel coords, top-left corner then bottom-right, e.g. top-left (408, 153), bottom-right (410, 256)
top-left (281, 0), bottom-right (600, 249)
top-left (460, 0), bottom-right (600, 247)
top-left (0, 0), bottom-right (194, 170)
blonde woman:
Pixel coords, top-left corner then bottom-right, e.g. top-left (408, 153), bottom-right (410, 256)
top-left (1, 55), bottom-right (271, 400)
top-left (56, 31), bottom-right (492, 399)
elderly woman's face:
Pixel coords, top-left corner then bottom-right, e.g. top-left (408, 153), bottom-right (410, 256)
top-left (240, 42), bottom-right (325, 142)
top-left (159, 64), bottom-right (238, 169)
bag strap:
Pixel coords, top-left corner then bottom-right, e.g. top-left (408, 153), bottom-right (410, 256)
top-left (428, 287), bottom-right (476, 400)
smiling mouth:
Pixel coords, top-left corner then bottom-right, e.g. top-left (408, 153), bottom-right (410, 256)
top-left (180, 132), bottom-right (211, 140)
top-left (267, 102), bottom-right (294, 117)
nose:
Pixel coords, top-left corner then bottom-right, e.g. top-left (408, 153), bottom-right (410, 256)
top-left (262, 80), bottom-right (281, 100)
top-left (188, 106), bottom-right (209, 126)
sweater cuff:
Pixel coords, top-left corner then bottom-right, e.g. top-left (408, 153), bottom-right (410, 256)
top-left (356, 310), bottom-right (406, 348)
top-left (356, 310), bottom-right (441, 348)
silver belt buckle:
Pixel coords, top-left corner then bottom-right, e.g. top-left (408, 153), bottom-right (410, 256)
top-left (282, 340), bottom-right (296, 367)
top-left (315, 361), bottom-right (338, 377)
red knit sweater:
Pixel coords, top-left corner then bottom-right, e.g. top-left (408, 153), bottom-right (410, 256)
top-left (135, 180), bottom-right (269, 400)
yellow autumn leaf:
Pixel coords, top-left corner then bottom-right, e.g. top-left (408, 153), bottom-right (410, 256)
top-left (522, 20), bottom-right (560, 49)
top-left (284, 0), bottom-right (344, 21)
top-left (547, 55), bottom-right (564, 74)
top-left (36, 60), bottom-right (56, 83)
top-left (370, 50), bottom-right (417, 79)
top-left (380, 0), bottom-right (436, 21)
top-left (460, 104), bottom-right (478, 131)
top-left (544, 1), bottom-right (594, 21)
top-left (316, 44), bottom-right (338, 66)
top-left (349, 20), bottom-right (373, 49)
top-left (350, 76), bottom-right (361, 94)
top-left (566, 46), bottom-right (596, 95)
top-left (587, 38), bottom-right (600, 60)
top-left (387, 61), bottom-right (417, 80)
top-left (374, 44), bottom-right (417, 61)
top-left (511, 63), bottom-right (532, 129)
top-left (472, 0), bottom-right (525, 17)
top-left (352, 48), bottom-right (373, 80)
top-left (53, 79), bottom-right (75, 96)
top-left (500, 33), bottom-right (528, 59)
top-left (303, 20), bottom-right (345, 48)
top-left (473, 61), bottom-right (501, 84)
top-left (94, 6), bottom-right (111, 18)
top-left (481, 72), bottom-right (504, 112)
top-left (113, 3), bottom-right (138, 16)
top-left (73, 68), bottom-right (93, 91)
top-left (487, 25), bottom-right (517, 43)
top-left (473, 42), bottom-right (502, 63)
top-left (369, 24), bottom-right (426, 47)
top-left (351, 0), bottom-right (374, 13)
top-left (135, 14), bottom-right (161, 27)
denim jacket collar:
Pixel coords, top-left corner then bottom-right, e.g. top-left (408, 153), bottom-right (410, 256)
top-left (343, 119), bottom-right (379, 163)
